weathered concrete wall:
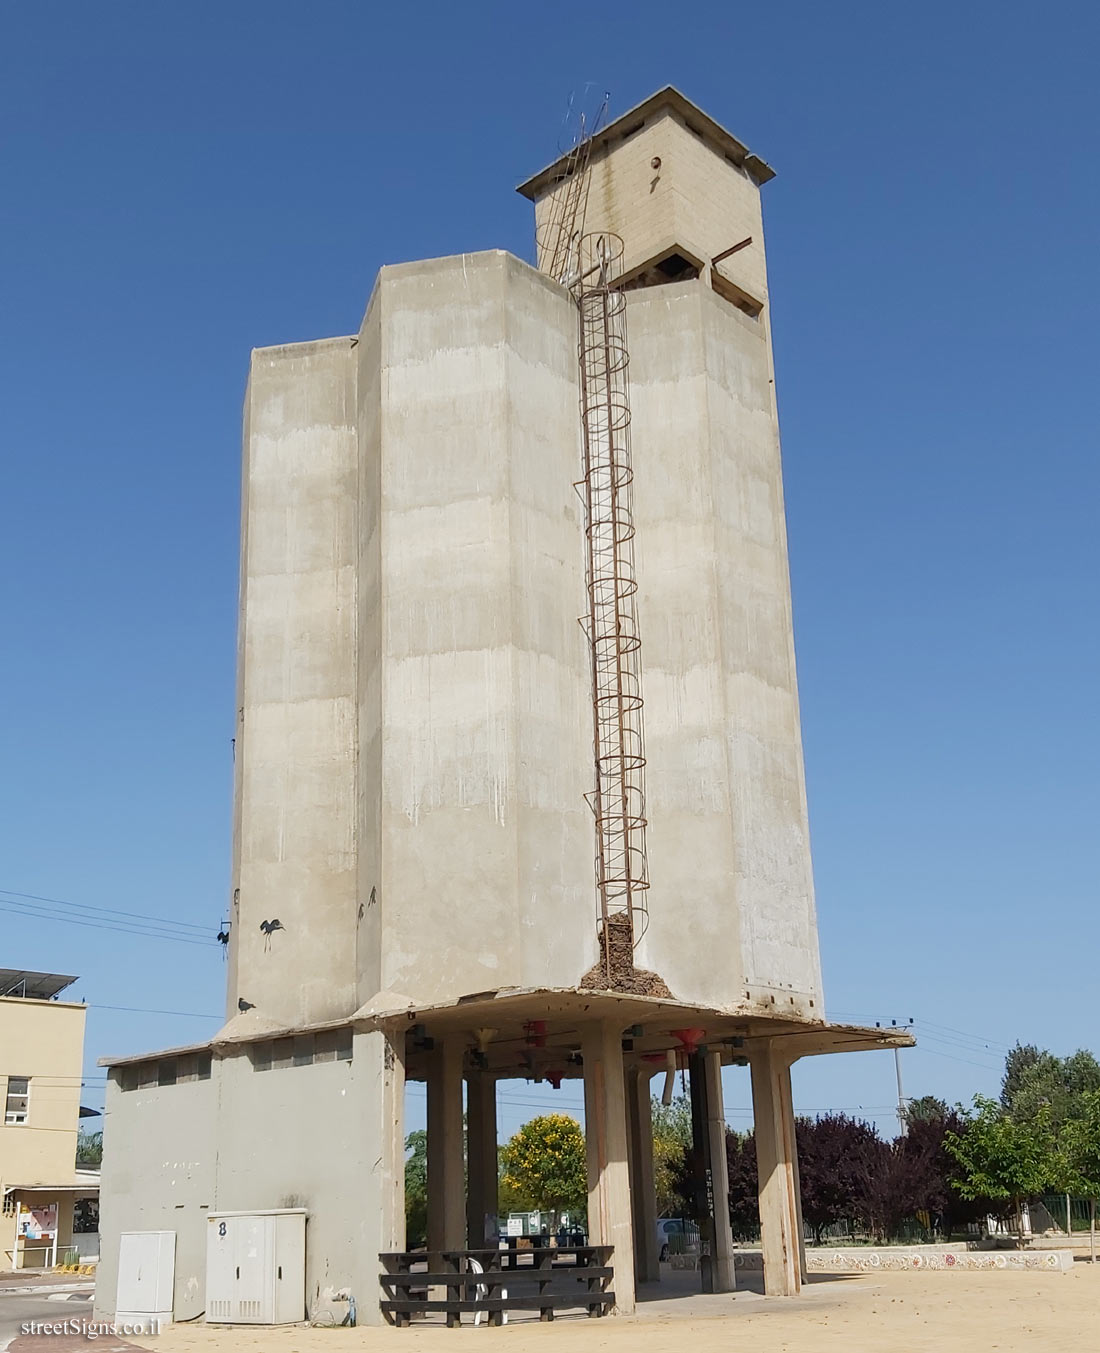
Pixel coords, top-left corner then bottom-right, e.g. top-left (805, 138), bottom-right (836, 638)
top-left (355, 286), bottom-right (383, 1000)
top-left (226, 246), bottom-right (819, 1017)
top-left (358, 252), bottom-right (595, 1006)
top-left (528, 103), bottom-right (822, 1012)
top-left (231, 255), bottom-right (597, 1018)
top-left (223, 114), bottom-right (820, 1020)
top-left (628, 280), bottom-right (821, 1012)
top-left (95, 1074), bottom-right (215, 1320)
top-left (228, 337), bottom-right (359, 1026)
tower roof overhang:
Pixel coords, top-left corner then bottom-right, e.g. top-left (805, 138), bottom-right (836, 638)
top-left (516, 85), bottom-right (776, 202)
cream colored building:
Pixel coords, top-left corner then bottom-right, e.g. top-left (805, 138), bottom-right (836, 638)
top-left (1, 969), bottom-right (98, 1269)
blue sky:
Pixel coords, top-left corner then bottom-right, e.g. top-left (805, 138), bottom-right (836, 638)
top-left (1, 2), bottom-right (1096, 1143)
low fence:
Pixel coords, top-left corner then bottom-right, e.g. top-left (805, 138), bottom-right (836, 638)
top-left (1037, 1195), bottom-right (1098, 1234)
top-left (379, 1246), bottom-right (614, 1326)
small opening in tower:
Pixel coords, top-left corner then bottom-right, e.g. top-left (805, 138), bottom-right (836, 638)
top-left (619, 248), bottom-right (702, 292)
top-left (656, 252), bottom-right (697, 280)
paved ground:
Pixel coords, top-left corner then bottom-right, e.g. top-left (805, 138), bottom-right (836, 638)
top-left (0, 1289), bottom-right (93, 1351)
top-left (0, 1276), bottom-right (90, 1291)
top-left (126, 1262), bottom-right (1100, 1352)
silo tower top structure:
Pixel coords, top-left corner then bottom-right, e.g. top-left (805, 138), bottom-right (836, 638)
top-left (519, 86), bottom-right (775, 315)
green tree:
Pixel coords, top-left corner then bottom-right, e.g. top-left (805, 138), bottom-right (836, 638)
top-left (1001, 1043), bottom-right (1100, 1132)
top-left (945, 1095), bottom-right (1053, 1237)
top-left (903, 1095), bottom-right (949, 1126)
top-left (651, 1094), bottom-right (692, 1147)
top-left (405, 1129), bottom-right (428, 1248)
top-left (725, 1130), bottom-right (761, 1239)
top-left (497, 1167), bottom-right (535, 1218)
top-left (500, 1114), bottom-right (587, 1227)
top-left (651, 1095), bottom-right (691, 1217)
top-left (76, 1128), bottom-right (102, 1167)
top-left (1001, 1043), bottom-right (1047, 1108)
top-left (1056, 1088), bottom-right (1100, 1261)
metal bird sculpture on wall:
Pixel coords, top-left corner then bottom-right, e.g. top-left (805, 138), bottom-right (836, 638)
top-left (259, 917), bottom-right (284, 951)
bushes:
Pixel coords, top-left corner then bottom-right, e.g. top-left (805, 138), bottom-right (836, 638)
top-left (665, 1103), bottom-right (990, 1243)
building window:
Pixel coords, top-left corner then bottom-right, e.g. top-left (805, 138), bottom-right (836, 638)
top-left (117, 1053), bottom-right (212, 1092)
top-left (315, 1028), bottom-right (353, 1063)
top-left (5, 1076), bottom-right (30, 1124)
top-left (249, 1028), bottom-right (352, 1072)
top-left (176, 1052), bottom-right (212, 1083)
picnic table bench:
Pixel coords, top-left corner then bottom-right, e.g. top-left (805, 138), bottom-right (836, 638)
top-left (379, 1245), bottom-right (614, 1326)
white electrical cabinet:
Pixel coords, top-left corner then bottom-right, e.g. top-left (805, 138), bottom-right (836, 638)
top-left (205, 1209), bottom-right (306, 1324)
top-left (116, 1230), bottom-right (175, 1327)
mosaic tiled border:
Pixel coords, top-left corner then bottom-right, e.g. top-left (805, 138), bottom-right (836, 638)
top-left (725, 1247), bottom-right (1073, 1274)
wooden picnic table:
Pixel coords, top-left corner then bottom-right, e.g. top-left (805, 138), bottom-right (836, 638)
top-left (379, 1245), bottom-right (615, 1327)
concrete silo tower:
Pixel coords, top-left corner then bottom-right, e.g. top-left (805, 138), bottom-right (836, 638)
top-left (97, 89), bottom-right (910, 1328)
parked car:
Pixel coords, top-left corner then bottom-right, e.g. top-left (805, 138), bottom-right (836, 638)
top-left (656, 1218), bottom-right (687, 1262)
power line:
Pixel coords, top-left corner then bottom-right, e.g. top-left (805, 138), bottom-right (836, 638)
top-left (912, 1030), bottom-right (1001, 1063)
top-left (90, 1004), bottom-right (220, 1019)
top-left (0, 898), bottom-right (218, 948)
top-left (916, 1018), bottom-right (1012, 1054)
top-left (830, 1009), bottom-right (1011, 1054)
top-left (913, 1044), bottom-right (1003, 1074)
top-left (0, 886), bottom-right (211, 933)
top-left (0, 893), bottom-right (212, 937)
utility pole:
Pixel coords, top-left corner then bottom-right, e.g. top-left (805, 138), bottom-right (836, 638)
top-left (894, 1046), bottom-right (907, 1136)
top-left (884, 1018), bottom-right (913, 1135)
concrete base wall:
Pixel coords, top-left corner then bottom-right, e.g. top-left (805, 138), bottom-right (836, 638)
top-left (95, 1076), bottom-right (215, 1320)
top-left (95, 1032), bottom-right (403, 1326)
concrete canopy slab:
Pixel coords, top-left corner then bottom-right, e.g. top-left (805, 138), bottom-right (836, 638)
top-left (350, 986), bottom-right (913, 1080)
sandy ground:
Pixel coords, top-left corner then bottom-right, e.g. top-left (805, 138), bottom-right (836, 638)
top-left (121, 1264), bottom-right (1100, 1353)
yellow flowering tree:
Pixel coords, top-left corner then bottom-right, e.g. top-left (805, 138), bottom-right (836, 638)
top-left (651, 1095), bottom-right (692, 1216)
top-left (500, 1114), bottom-right (587, 1227)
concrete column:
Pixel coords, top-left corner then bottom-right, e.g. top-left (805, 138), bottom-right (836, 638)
top-left (357, 1028), bottom-right (406, 1326)
top-left (703, 1051), bottom-right (737, 1292)
top-left (465, 1073), bottom-right (498, 1247)
top-left (427, 1034), bottom-right (465, 1255)
top-left (790, 1097), bottom-right (808, 1283)
top-left (627, 1066), bottom-right (659, 1284)
top-left (750, 1040), bottom-right (801, 1296)
top-left (581, 1020), bottom-right (636, 1314)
